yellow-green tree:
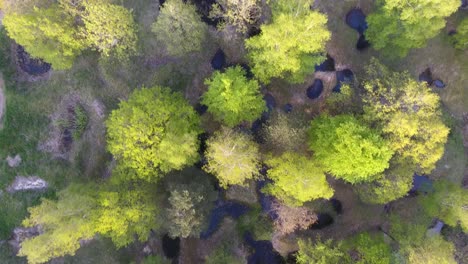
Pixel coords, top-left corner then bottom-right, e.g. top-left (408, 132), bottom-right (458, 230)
top-left (296, 238), bottom-right (349, 264)
top-left (202, 66), bottom-right (265, 127)
top-left (152, 0), bottom-right (208, 56)
top-left (3, 4), bottom-right (86, 69)
top-left (355, 159), bottom-right (414, 204)
top-left (263, 152), bottom-right (334, 206)
top-left (204, 127), bottom-right (261, 188)
top-left (80, 2), bottom-right (137, 59)
top-left (420, 180), bottom-right (468, 232)
top-left (245, 0), bottom-right (330, 84)
top-left (366, 0), bottom-right (459, 57)
top-left (106, 86), bottom-right (201, 182)
top-left (18, 183), bottom-right (160, 264)
top-left (308, 114), bottom-right (393, 183)
top-left (363, 59), bottom-right (449, 174)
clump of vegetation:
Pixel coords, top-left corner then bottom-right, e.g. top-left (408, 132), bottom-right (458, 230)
top-left (452, 18), bottom-right (468, 50)
top-left (209, 0), bottom-right (262, 34)
top-left (366, 0), bottom-right (460, 57)
top-left (204, 127), bottom-right (261, 188)
top-left (263, 152), bottom-right (334, 206)
top-left (419, 180), bottom-right (468, 232)
top-left (308, 114), bottom-right (394, 183)
top-left (296, 237), bottom-right (348, 264)
top-left (205, 241), bottom-right (243, 264)
top-left (363, 59), bottom-right (449, 174)
top-left (245, 0), bottom-right (330, 84)
top-left (106, 86), bottom-right (201, 182)
top-left (152, 0), bottom-right (208, 57)
top-left (262, 111), bottom-right (308, 153)
top-left (236, 205), bottom-right (273, 240)
top-left (202, 66), bottom-right (265, 127)
top-left (2, 1), bottom-right (138, 69)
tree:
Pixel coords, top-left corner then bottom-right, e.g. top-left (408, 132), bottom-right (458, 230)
top-left (344, 232), bottom-right (393, 264)
top-left (163, 169), bottom-right (217, 238)
top-left (363, 59), bottom-right (449, 174)
top-left (406, 236), bottom-right (456, 264)
top-left (245, 0), bottom-right (330, 84)
top-left (355, 159), bottom-right (414, 204)
top-left (296, 238), bottom-right (349, 264)
top-left (202, 66), bottom-right (265, 127)
top-left (209, 0), bottom-right (262, 34)
top-left (106, 86), bottom-right (201, 181)
top-left (452, 18), bottom-right (468, 50)
top-left (152, 0), bottom-right (208, 56)
top-left (204, 127), bottom-right (261, 188)
top-left (271, 201), bottom-right (317, 234)
top-left (3, 4), bottom-right (86, 69)
top-left (262, 111), bottom-right (308, 153)
top-left (80, 2), bottom-right (137, 59)
top-left (366, 0), bottom-right (459, 57)
top-left (263, 152), bottom-right (334, 206)
top-left (389, 215), bottom-right (457, 264)
top-left (308, 114), bottom-right (393, 183)
top-left (18, 183), bottom-right (160, 264)
top-left (419, 180), bottom-right (468, 232)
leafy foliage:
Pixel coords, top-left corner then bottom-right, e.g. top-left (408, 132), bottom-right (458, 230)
top-left (245, 0), bottom-right (330, 84)
top-left (3, 4), bottom-right (86, 69)
top-left (419, 180), bottom-right (468, 232)
top-left (453, 18), bottom-right (468, 50)
top-left (152, 0), bottom-right (208, 56)
top-left (308, 114), bottom-right (393, 183)
top-left (210, 0), bottom-right (262, 34)
top-left (366, 0), bottom-right (459, 57)
top-left (296, 238), bottom-right (348, 264)
top-left (363, 59), bottom-right (449, 174)
top-left (264, 152), bottom-right (334, 206)
top-left (205, 242), bottom-right (243, 264)
top-left (204, 127), bottom-right (261, 188)
top-left (355, 159), bottom-right (413, 204)
top-left (202, 66), bottom-right (265, 127)
top-left (344, 232), bottom-right (393, 264)
top-left (389, 215), bottom-right (457, 264)
top-left (80, 2), bottom-right (138, 59)
top-left (106, 86), bottom-right (201, 181)
top-left (262, 111), bottom-right (308, 153)
top-left (18, 183), bottom-right (160, 264)
top-left (163, 170), bottom-right (217, 238)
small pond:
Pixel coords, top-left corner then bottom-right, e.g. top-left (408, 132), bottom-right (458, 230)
top-left (244, 232), bottom-right (285, 264)
top-left (307, 79), bottom-right (324, 99)
top-left (333, 69), bottom-right (354, 92)
top-left (314, 54), bottom-right (335, 72)
top-left (162, 234), bottom-right (180, 259)
top-left (17, 45), bottom-right (51, 76)
top-left (409, 174), bottom-right (433, 195)
top-left (211, 49), bottom-right (226, 70)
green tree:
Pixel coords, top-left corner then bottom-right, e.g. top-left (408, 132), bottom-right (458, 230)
top-left (152, 0), bottom-right (208, 56)
top-left (389, 215), bottom-right (456, 264)
top-left (355, 159), bottom-right (414, 204)
top-left (419, 180), bottom-right (468, 232)
top-left (363, 59), bottom-right (449, 174)
top-left (3, 4), bottom-right (86, 69)
top-left (204, 127), bottom-right (261, 188)
top-left (202, 66), bottom-right (265, 127)
top-left (263, 152), bottom-right (334, 206)
top-left (163, 170), bottom-right (217, 238)
top-left (344, 232), bottom-right (393, 264)
top-left (106, 86), bottom-right (201, 182)
top-left (452, 18), bottom-right (468, 50)
top-left (296, 238), bottom-right (349, 264)
top-left (80, 2), bottom-right (138, 59)
top-left (308, 114), bottom-right (393, 183)
top-left (406, 236), bottom-right (456, 264)
top-left (366, 0), bottom-right (459, 57)
top-left (245, 0), bottom-right (330, 84)
top-left (209, 0), bottom-right (262, 34)
top-left (205, 242), bottom-right (243, 264)
top-left (18, 183), bottom-right (160, 264)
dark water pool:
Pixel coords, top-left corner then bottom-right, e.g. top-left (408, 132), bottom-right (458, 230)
top-left (245, 232), bottom-right (285, 264)
top-left (211, 49), bottom-right (226, 70)
top-left (307, 79), bottom-right (324, 99)
top-left (346, 9), bottom-right (368, 34)
top-left (17, 45), bottom-right (51, 76)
